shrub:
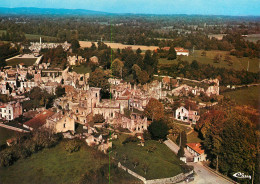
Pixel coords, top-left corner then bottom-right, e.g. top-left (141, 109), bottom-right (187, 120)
top-left (0, 149), bottom-right (16, 167)
top-left (64, 140), bottom-right (81, 153)
top-left (122, 136), bottom-right (138, 145)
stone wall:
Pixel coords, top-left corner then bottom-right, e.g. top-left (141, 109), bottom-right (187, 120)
top-left (145, 170), bottom-right (193, 184)
top-left (0, 123), bottom-right (29, 133)
top-left (118, 162), bottom-right (146, 183)
top-left (118, 162), bottom-right (193, 184)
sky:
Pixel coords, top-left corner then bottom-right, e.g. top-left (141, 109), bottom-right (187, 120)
top-left (0, 0), bottom-right (260, 16)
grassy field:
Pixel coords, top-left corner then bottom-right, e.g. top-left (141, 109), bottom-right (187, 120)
top-left (0, 127), bottom-right (16, 146)
top-left (112, 134), bottom-right (184, 180)
top-left (6, 58), bottom-right (37, 67)
top-left (71, 65), bottom-right (92, 74)
top-left (223, 86), bottom-right (260, 109)
top-left (159, 50), bottom-right (259, 73)
top-left (0, 140), bottom-right (139, 184)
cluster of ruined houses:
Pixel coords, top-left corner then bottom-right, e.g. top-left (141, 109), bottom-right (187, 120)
top-left (0, 60), bottom-right (219, 153)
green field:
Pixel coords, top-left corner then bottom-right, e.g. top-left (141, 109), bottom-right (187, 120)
top-left (71, 65), bottom-right (92, 74)
top-left (0, 127), bottom-right (16, 146)
top-left (223, 86), bottom-right (260, 109)
top-left (159, 50), bottom-right (259, 73)
top-left (6, 58), bottom-right (37, 67)
top-left (112, 134), bottom-right (184, 180)
top-left (0, 140), bottom-right (138, 184)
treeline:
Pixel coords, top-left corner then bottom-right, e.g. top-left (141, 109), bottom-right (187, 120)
top-left (0, 16), bottom-right (259, 58)
top-left (195, 106), bottom-right (259, 184)
top-left (0, 43), bottom-right (20, 69)
top-left (159, 60), bottom-right (259, 85)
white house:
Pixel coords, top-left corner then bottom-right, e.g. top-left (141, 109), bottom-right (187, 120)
top-left (175, 106), bottom-right (200, 124)
top-left (186, 143), bottom-right (207, 162)
top-left (0, 102), bottom-right (23, 121)
top-left (174, 47), bottom-right (189, 56)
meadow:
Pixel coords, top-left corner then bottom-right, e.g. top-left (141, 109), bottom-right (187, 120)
top-left (159, 50), bottom-right (259, 73)
top-left (222, 85), bottom-right (260, 109)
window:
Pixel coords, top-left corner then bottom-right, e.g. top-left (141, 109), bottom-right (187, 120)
top-left (9, 115), bottom-right (11, 119)
top-left (63, 123), bottom-right (66, 128)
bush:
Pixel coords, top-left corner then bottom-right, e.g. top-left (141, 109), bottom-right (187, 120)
top-left (0, 149), bottom-right (16, 167)
top-left (122, 136), bottom-right (138, 145)
top-left (64, 140), bottom-right (81, 153)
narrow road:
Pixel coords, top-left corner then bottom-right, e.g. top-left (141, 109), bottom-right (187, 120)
top-left (164, 139), bottom-right (233, 184)
top-left (184, 162), bottom-right (233, 184)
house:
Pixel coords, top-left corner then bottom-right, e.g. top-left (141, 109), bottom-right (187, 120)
top-left (174, 47), bottom-right (189, 56)
top-left (175, 106), bottom-right (200, 124)
top-left (186, 143), bottom-right (207, 162)
top-left (0, 102), bottom-right (23, 121)
top-left (45, 111), bottom-right (75, 133)
top-left (23, 110), bottom-right (55, 130)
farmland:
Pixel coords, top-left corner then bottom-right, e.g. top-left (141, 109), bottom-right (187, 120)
top-left (159, 50), bottom-right (259, 73)
top-left (79, 41), bottom-right (159, 51)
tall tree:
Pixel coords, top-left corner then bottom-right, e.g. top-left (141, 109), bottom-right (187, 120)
top-left (148, 119), bottom-right (169, 141)
top-left (143, 98), bottom-right (164, 121)
top-left (111, 59), bottom-right (124, 78)
top-left (88, 68), bottom-right (109, 90)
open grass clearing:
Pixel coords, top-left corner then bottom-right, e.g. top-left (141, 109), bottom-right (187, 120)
top-left (159, 50), bottom-right (259, 73)
top-left (222, 86), bottom-right (260, 109)
top-left (112, 134), bottom-right (184, 180)
top-left (71, 65), bottom-right (92, 74)
top-left (6, 58), bottom-right (37, 67)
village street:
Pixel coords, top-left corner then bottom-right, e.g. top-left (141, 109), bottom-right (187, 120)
top-left (164, 139), bottom-right (233, 184)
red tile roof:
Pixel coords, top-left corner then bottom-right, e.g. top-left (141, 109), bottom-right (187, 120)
top-left (24, 110), bottom-right (55, 129)
top-left (186, 143), bottom-right (204, 155)
top-left (174, 47), bottom-right (189, 53)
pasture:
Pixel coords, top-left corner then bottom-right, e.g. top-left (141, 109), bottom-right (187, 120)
top-left (222, 85), bottom-right (260, 109)
top-left (159, 50), bottom-right (259, 73)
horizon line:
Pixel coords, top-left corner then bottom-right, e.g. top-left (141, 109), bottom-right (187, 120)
top-left (0, 6), bottom-right (260, 17)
